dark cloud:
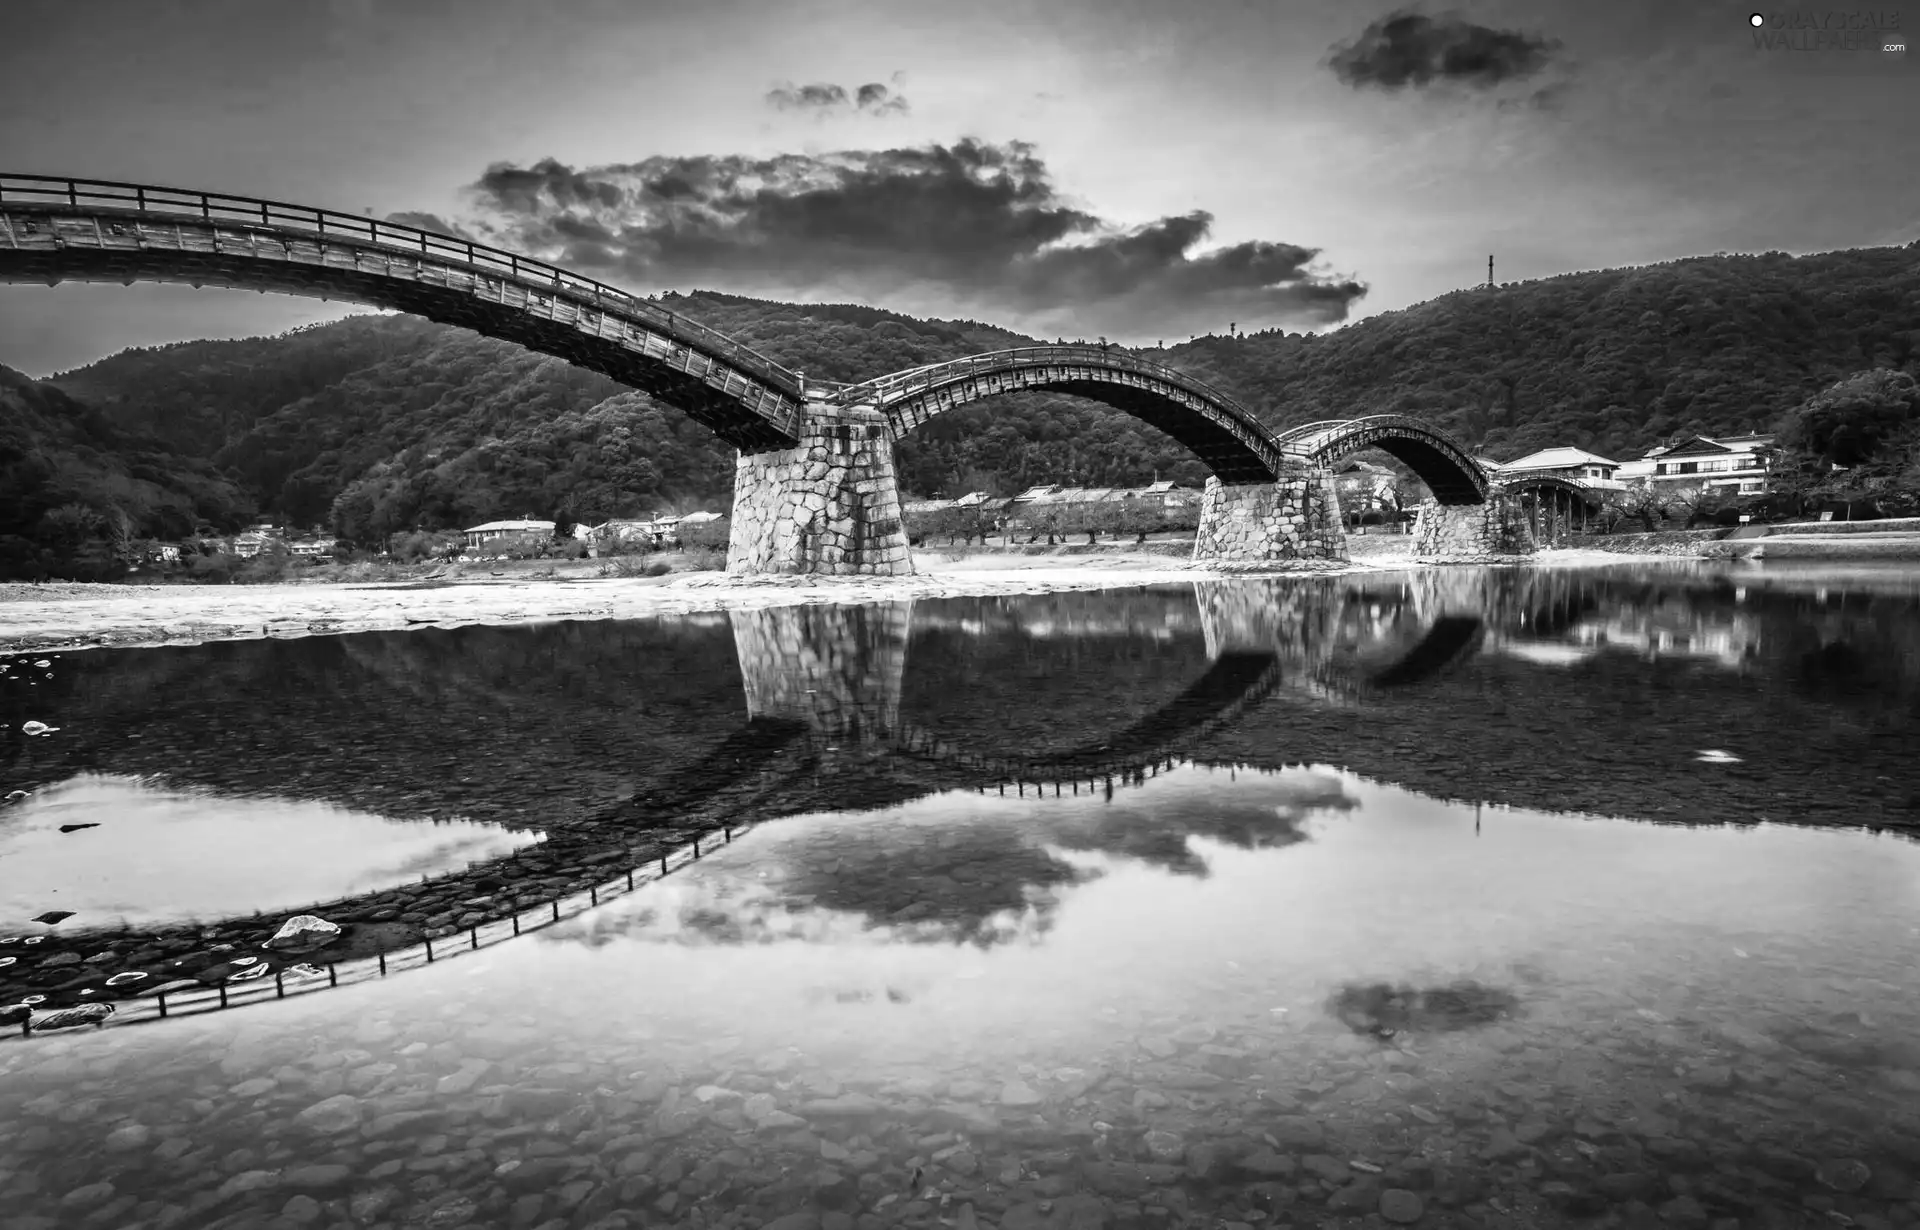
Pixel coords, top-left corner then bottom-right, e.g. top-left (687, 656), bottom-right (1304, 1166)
top-left (1328, 9), bottom-right (1561, 91)
top-left (442, 141), bottom-right (1365, 339)
top-left (766, 80), bottom-right (910, 116)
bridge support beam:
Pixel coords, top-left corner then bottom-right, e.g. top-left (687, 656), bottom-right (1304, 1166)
top-left (1192, 470), bottom-right (1348, 569)
top-left (727, 396), bottom-right (915, 575)
top-left (1410, 495), bottom-right (1532, 560)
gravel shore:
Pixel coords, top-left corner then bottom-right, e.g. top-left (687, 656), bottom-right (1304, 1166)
top-left (0, 548), bottom-right (1640, 657)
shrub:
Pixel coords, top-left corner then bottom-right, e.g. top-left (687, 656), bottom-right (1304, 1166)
top-left (675, 518), bottom-right (730, 550)
top-left (677, 546), bottom-right (726, 572)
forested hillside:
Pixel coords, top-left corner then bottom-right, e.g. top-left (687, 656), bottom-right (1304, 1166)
top-left (0, 366), bottom-right (253, 577)
top-left (23, 242), bottom-right (1920, 548)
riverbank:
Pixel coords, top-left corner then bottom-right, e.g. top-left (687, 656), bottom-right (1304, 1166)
top-left (0, 546), bottom-right (1612, 656)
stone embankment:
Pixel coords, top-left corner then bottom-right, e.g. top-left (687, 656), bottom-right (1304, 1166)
top-left (1584, 519), bottom-right (1920, 560)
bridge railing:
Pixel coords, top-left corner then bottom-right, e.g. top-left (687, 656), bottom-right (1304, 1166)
top-left (834, 345), bottom-right (1258, 421)
top-left (1271, 419), bottom-right (1359, 452)
top-left (3, 815), bottom-right (759, 1043)
top-left (1495, 467), bottom-right (1609, 487)
top-left (0, 173), bottom-right (800, 398)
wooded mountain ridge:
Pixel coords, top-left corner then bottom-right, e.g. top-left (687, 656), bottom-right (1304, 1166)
top-left (15, 241), bottom-right (1920, 547)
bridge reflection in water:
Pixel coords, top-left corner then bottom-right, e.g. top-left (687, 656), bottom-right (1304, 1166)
top-left (698, 578), bottom-right (1488, 821)
top-left (7, 565), bottom-right (1917, 1028)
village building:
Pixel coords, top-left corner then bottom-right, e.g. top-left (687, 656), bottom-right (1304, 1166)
top-left (461, 519), bottom-right (555, 550)
top-left (1614, 435), bottom-right (1776, 495)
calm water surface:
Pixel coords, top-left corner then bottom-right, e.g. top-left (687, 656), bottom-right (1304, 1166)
top-left (2, 562), bottom-right (1920, 1230)
top-left (0, 774), bottom-right (538, 930)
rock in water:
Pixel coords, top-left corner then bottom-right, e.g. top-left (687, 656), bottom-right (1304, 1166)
top-left (30, 1002), bottom-right (115, 1032)
top-left (31, 911), bottom-right (74, 925)
top-left (267, 915), bottom-right (342, 950)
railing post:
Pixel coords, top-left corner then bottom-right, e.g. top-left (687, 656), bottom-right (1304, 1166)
top-left (136, 187), bottom-right (145, 211)
top-left (68, 181), bottom-right (77, 207)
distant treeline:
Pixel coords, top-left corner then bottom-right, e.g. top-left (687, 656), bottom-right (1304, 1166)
top-left (1, 243), bottom-right (1915, 578)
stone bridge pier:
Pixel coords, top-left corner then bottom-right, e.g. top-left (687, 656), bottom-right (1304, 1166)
top-left (727, 393), bottom-right (915, 576)
top-left (729, 601), bottom-right (914, 741)
top-left (1193, 578), bottom-right (1341, 667)
top-left (1410, 495), bottom-right (1531, 560)
top-left (1191, 471), bottom-right (1349, 568)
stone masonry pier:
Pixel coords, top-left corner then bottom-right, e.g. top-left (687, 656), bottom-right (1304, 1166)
top-left (1411, 495), bottom-right (1532, 561)
top-left (1191, 471), bottom-right (1349, 569)
top-left (730, 602), bottom-right (914, 741)
top-left (726, 395), bottom-right (915, 576)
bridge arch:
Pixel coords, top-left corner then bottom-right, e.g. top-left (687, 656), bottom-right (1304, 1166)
top-left (834, 346), bottom-right (1292, 485)
top-left (1274, 414), bottom-right (1489, 504)
top-left (1495, 472), bottom-right (1606, 543)
top-left (0, 175), bottom-right (804, 450)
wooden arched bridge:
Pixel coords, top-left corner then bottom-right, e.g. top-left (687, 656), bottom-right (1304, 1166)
top-left (0, 173), bottom-right (1531, 569)
top-left (1491, 467), bottom-right (1613, 542)
top-left (829, 348), bottom-right (1292, 486)
top-left (0, 175), bottom-right (807, 449)
top-left (1274, 416), bottom-right (1489, 504)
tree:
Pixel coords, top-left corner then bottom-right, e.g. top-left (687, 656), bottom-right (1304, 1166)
top-left (1613, 480), bottom-right (1665, 532)
top-left (1666, 480), bottom-right (1727, 527)
top-left (1776, 369), bottom-right (1920, 467)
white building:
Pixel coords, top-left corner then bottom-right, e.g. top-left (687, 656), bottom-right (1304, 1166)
top-left (461, 519), bottom-right (555, 550)
top-left (1614, 435), bottom-right (1776, 496)
top-left (1493, 447), bottom-right (1623, 483)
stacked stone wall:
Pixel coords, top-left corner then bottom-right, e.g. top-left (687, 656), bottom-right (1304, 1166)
top-left (1410, 495), bottom-right (1533, 561)
top-left (1192, 471), bottom-right (1349, 569)
top-left (727, 400), bottom-right (915, 575)
top-left (730, 602), bottom-right (912, 740)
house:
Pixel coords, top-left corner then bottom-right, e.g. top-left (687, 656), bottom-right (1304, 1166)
top-left (461, 519), bottom-right (555, 550)
top-left (1332, 460), bottom-right (1399, 516)
top-left (287, 537), bottom-right (336, 560)
top-left (1494, 447), bottom-right (1623, 482)
top-left (231, 525), bottom-right (282, 558)
top-left (588, 518), bottom-right (662, 545)
top-left (1614, 435), bottom-right (1775, 495)
top-left (677, 511), bottom-right (724, 526)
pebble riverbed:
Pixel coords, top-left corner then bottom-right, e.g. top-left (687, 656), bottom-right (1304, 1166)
top-left (3, 767), bottom-right (1919, 1230)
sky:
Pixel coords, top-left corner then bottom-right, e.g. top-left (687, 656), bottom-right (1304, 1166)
top-left (1, 0), bottom-right (1915, 376)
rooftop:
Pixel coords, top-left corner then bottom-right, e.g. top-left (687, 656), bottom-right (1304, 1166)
top-left (1498, 447), bottom-right (1621, 471)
